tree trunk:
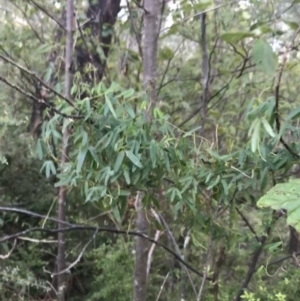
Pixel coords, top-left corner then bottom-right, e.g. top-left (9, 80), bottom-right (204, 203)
top-left (56, 1), bottom-right (74, 300)
top-left (133, 1), bottom-right (159, 301)
top-left (133, 192), bottom-right (149, 301)
top-left (142, 0), bottom-right (159, 121)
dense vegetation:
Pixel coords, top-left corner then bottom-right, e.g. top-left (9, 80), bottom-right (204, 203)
top-left (1, 0), bottom-right (300, 301)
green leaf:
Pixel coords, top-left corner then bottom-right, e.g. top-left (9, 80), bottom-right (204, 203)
top-left (132, 171), bottom-right (141, 185)
top-left (282, 20), bottom-right (299, 30)
top-left (164, 152), bottom-right (170, 172)
top-left (125, 150), bottom-right (143, 168)
top-left (114, 151), bottom-right (125, 173)
top-left (54, 176), bottom-right (70, 187)
top-left (181, 177), bottom-right (193, 193)
top-left (76, 147), bottom-right (88, 173)
top-left (36, 139), bottom-right (44, 160)
top-left (252, 39), bottom-right (278, 74)
top-left (43, 66), bottom-right (53, 82)
top-left (168, 188), bottom-right (176, 202)
top-left (110, 170), bottom-right (122, 183)
top-left (257, 179), bottom-right (300, 231)
top-left (62, 118), bottom-right (73, 133)
top-left (250, 21), bottom-right (267, 31)
top-left (125, 104), bottom-right (136, 118)
top-left (265, 241), bottom-right (282, 253)
top-left (249, 21), bottom-right (274, 34)
top-left (118, 190), bottom-right (131, 196)
top-left (41, 160), bottom-right (57, 178)
top-left (261, 118), bottom-right (275, 137)
top-left (104, 168), bottom-right (114, 186)
top-left (112, 206), bottom-right (122, 223)
top-left (260, 168), bottom-right (268, 190)
top-left (220, 31), bottom-right (255, 43)
top-left (123, 168), bottom-right (130, 185)
top-left (122, 88), bottom-right (135, 99)
top-left (183, 126), bottom-right (202, 137)
top-left (287, 107), bottom-right (300, 120)
top-left (105, 94), bottom-right (117, 118)
top-left (88, 147), bottom-right (100, 165)
top-left (81, 130), bottom-right (88, 146)
top-left (249, 119), bottom-right (261, 153)
top-left (221, 179), bottom-right (229, 195)
top-left (207, 175), bottom-right (221, 190)
top-left (149, 140), bottom-right (157, 168)
top-left (159, 46), bottom-right (174, 60)
top-left (96, 132), bottom-right (113, 150)
top-left (205, 173), bottom-right (213, 184)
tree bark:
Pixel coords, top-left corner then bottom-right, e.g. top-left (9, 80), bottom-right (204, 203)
top-left (133, 192), bottom-right (149, 301)
top-left (133, 1), bottom-right (159, 301)
top-left (56, 1), bottom-right (74, 300)
top-left (143, 0), bottom-right (159, 121)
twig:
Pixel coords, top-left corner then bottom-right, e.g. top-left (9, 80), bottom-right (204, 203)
top-left (147, 230), bottom-right (162, 275)
top-left (236, 207), bottom-right (260, 242)
top-left (234, 212), bottom-right (281, 301)
top-left (179, 79), bottom-right (231, 127)
top-left (18, 237), bottom-right (57, 243)
top-left (0, 240), bottom-right (16, 259)
top-left (274, 26), bottom-right (300, 158)
top-left (0, 75), bottom-right (83, 119)
top-left (160, 2), bottom-right (237, 34)
top-left (256, 250), bottom-right (300, 270)
top-left (197, 235), bottom-right (213, 301)
top-left (28, 0), bottom-right (66, 30)
top-left (155, 210), bottom-right (198, 296)
top-left (157, 41), bottom-right (183, 96)
top-left (45, 229), bottom-right (99, 276)
top-left (0, 206), bottom-right (211, 280)
top-left (155, 272), bottom-right (170, 301)
top-left (0, 54), bottom-right (75, 107)
top-left (0, 206), bottom-right (73, 227)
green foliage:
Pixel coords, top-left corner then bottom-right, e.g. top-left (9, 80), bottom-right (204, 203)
top-left (2, 0), bottom-right (300, 300)
top-left (73, 241), bottom-right (133, 301)
top-left (257, 179), bottom-right (300, 230)
top-left (252, 39), bottom-right (278, 74)
top-left (0, 265), bottom-right (50, 300)
top-left (220, 31), bottom-right (256, 43)
top-left (241, 268), bottom-right (300, 301)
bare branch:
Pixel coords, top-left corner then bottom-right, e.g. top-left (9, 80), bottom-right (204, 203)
top-left (45, 230), bottom-right (98, 277)
top-left (147, 230), bottom-right (162, 275)
top-left (0, 54), bottom-right (75, 107)
top-left (0, 240), bottom-right (16, 259)
top-left (28, 0), bottom-right (66, 30)
top-left (234, 212), bottom-right (280, 301)
top-left (0, 75), bottom-right (83, 119)
top-left (0, 206), bottom-right (211, 279)
top-left (156, 211), bottom-right (197, 297)
top-left (236, 207), bottom-right (260, 243)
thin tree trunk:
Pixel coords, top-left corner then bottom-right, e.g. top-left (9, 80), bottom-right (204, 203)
top-left (133, 1), bottom-right (159, 301)
top-left (57, 1), bottom-right (74, 300)
top-left (200, 12), bottom-right (209, 120)
top-left (133, 192), bottom-right (149, 301)
top-left (143, 0), bottom-right (159, 122)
